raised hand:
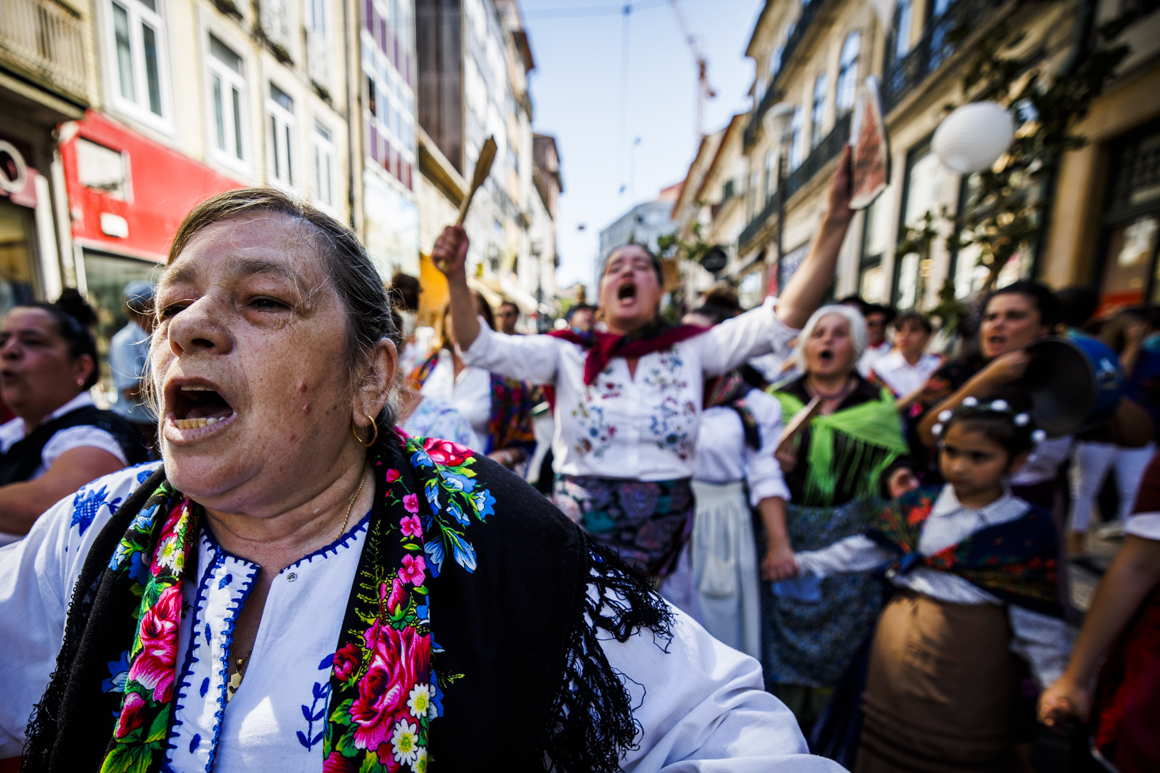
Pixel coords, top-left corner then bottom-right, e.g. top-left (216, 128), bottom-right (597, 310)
top-left (432, 225), bottom-right (469, 279)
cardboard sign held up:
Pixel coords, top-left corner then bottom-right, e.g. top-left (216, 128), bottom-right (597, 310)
top-left (850, 76), bottom-right (890, 211)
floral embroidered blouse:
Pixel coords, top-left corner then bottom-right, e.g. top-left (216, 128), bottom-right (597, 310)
top-left (459, 297), bottom-right (798, 482)
top-left (0, 463), bottom-right (847, 772)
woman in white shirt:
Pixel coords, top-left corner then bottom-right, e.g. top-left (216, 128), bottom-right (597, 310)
top-left (0, 291), bottom-right (147, 545)
top-left (431, 148), bottom-right (855, 582)
top-left (683, 305), bottom-right (792, 660)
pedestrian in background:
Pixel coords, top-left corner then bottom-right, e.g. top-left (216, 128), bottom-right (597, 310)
top-left (498, 300), bottom-right (521, 335)
top-left (869, 311), bottom-right (941, 409)
top-left (856, 303), bottom-right (895, 378)
top-left (763, 304), bottom-right (911, 735)
top-left (108, 280), bottom-right (157, 453)
top-left (564, 302), bottom-right (595, 334)
top-left (684, 302), bottom-right (791, 661)
top-left (0, 291), bottom-right (147, 545)
top-left (388, 272), bottom-right (422, 378)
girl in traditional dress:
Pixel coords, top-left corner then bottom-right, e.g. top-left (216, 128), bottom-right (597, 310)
top-left (762, 304), bottom-right (911, 733)
top-left (795, 401), bottom-right (1073, 772)
top-left (430, 147), bottom-right (856, 584)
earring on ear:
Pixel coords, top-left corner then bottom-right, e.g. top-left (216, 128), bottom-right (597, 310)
top-left (76, 378), bottom-right (86, 388)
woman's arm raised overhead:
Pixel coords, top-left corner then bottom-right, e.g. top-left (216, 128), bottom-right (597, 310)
top-left (773, 144), bottom-right (855, 330)
top-left (432, 225), bottom-right (482, 352)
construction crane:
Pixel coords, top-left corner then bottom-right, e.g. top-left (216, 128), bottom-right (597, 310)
top-left (669, 0), bottom-right (716, 143)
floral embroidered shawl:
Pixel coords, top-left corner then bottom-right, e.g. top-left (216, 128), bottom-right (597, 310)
top-left (23, 433), bottom-right (672, 772)
top-left (866, 487), bottom-right (1063, 617)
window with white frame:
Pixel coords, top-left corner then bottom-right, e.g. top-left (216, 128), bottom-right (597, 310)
top-left (305, 0), bottom-right (329, 88)
top-left (892, 0), bottom-right (913, 62)
top-left (836, 32), bottom-right (860, 113)
top-left (312, 122), bottom-right (336, 209)
top-left (770, 44), bottom-right (783, 79)
top-left (107, 0), bottom-right (169, 122)
top-left (267, 83), bottom-right (296, 187)
top-left (789, 106), bottom-right (805, 170)
top-left (810, 73), bottom-right (828, 149)
top-left (207, 35), bottom-right (246, 164)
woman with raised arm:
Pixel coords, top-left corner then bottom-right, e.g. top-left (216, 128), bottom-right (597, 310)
top-left (0, 188), bottom-right (846, 773)
top-left (432, 147), bottom-right (855, 584)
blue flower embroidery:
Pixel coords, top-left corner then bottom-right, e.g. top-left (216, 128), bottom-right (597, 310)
top-left (470, 489), bottom-right (496, 520)
top-left (70, 485), bottom-right (122, 537)
top-left (137, 467), bottom-right (156, 484)
top-left (296, 656), bottom-right (332, 750)
top-left (101, 649), bottom-right (131, 694)
top-left (440, 471), bottom-right (475, 494)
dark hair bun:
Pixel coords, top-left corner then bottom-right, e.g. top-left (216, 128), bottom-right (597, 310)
top-left (54, 288), bottom-right (98, 328)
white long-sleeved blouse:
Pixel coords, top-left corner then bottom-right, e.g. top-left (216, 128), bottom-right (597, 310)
top-left (795, 485), bottom-right (1073, 687)
top-left (693, 389), bottom-right (791, 507)
top-left (0, 464), bottom-right (845, 772)
top-left (459, 297), bottom-right (798, 482)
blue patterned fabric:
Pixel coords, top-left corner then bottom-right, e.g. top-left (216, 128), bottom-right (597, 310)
top-left (760, 498), bottom-right (885, 689)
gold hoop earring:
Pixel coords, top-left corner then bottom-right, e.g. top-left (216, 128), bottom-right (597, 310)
top-left (352, 413), bottom-right (378, 447)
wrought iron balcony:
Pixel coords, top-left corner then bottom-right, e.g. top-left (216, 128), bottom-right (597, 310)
top-left (0, 0), bottom-right (87, 104)
top-left (738, 193), bottom-right (779, 254)
top-left (785, 111), bottom-right (850, 201)
top-left (879, 0), bottom-right (1003, 115)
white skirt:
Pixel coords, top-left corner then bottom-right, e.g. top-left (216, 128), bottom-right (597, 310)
top-left (691, 480), bottom-right (761, 660)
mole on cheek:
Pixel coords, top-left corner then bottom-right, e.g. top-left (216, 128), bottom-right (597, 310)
top-left (297, 381), bottom-right (308, 393)
top-left (302, 403), bottom-right (310, 414)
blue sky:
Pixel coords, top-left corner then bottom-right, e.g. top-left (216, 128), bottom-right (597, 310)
top-left (522, 0), bottom-right (766, 291)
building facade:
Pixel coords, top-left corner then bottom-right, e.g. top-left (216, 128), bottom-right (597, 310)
top-left (0, 0), bottom-right (96, 318)
top-left (415, 0), bottom-right (555, 328)
top-left (673, 0), bottom-right (1160, 324)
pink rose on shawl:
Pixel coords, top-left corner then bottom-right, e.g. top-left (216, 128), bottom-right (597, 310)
top-left (127, 584), bottom-right (183, 702)
top-left (323, 751), bottom-right (356, 773)
top-left (400, 513), bottom-right (422, 539)
top-left (114, 690), bottom-right (147, 738)
top-left (421, 438), bottom-right (473, 467)
top-left (402, 494), bottom-right (419, 515)
top-left (382, 576), bottom-right (407, 615)
top-left (349, 621), bottom-right (430, 753)
top-left (333, 643), bottom-right (361, 684)
top-left (398, 554), bottom-right (425, 586)
top-left (385, 468), bottom-right (401, 484)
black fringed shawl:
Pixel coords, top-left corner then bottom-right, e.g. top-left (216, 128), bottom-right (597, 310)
top-left (21, 433), bottom-right (672, 772)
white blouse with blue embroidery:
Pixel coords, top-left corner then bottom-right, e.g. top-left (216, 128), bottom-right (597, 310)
top-left (0, 464), bottom-right (845, 772)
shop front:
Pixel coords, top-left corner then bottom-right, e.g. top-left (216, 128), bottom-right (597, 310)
top-left (60, 111), bottom-right (241, 403)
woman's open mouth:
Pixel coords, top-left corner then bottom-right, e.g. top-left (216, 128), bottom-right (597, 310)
top-left (617, 282), bottom-right (637, 301)
top-left (166, 381), bottom-right (237, 433)
top-left (818, 349), bottom-right (835, 363)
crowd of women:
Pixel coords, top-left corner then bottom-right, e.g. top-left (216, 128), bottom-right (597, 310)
top-left (0, 148), bottom-right (1156, 772)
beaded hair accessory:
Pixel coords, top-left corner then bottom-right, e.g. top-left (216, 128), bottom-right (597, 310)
top-left (931, 396), bottom-right (1046, 444)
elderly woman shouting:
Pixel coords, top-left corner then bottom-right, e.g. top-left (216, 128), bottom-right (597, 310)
top-left (0, 189), bottom-right (845, 773)
top-left (432, 148), bottom-right (855, 585)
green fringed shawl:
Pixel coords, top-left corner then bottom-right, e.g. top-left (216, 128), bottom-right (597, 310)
top-left (772, 386), bottom-right (909, 508)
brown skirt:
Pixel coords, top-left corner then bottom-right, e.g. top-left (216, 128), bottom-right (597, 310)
top-left (855, 590), bottom-right (1022, 773)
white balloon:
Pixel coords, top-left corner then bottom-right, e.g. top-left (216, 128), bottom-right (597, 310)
top-left (932, 102), bottom-right (1016, 174)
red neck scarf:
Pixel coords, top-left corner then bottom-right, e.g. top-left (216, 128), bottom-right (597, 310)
top-left (549, 324), bottom-right (709, 385)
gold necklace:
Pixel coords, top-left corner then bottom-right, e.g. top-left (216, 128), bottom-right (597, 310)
top-left (335, 465), bottom-right (368, 541)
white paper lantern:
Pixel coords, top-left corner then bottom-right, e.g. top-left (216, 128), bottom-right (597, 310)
top-left (932, 102), bottom-right (1015, 174)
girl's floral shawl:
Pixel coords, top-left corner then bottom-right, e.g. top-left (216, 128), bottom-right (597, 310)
top-left (866, 487), bottom-right (1063, 617)
top-left (24, 433), bottom-right (672, 773)
top-left (408, 352), bottom-right (536, 456)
